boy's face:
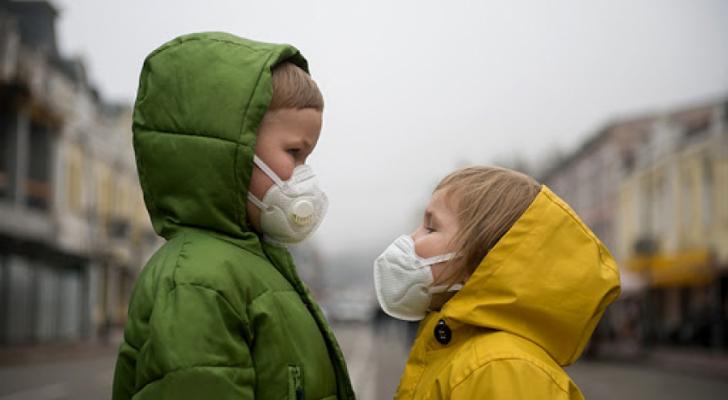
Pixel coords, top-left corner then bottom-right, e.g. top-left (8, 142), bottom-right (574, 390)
top-left (411, 189), bottom-right (460, 284)
top-left (247, 108), bottom-right (323, 233)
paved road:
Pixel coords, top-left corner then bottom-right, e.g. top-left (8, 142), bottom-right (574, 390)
top-left (1, 320), bottom-right (727, 399)
top-left (334, 319), bottom-right (728, 400)
top-left (0, 352), bottom-right (116, 400)
top-left (568, 360), bottom-right (728, 400)
top-left (331, 319), bottom-right (413, 400)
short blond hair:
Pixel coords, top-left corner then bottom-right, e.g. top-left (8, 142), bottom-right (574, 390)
top-left (269, 62), bottom-right (324, 111)
top-left (436, 166), bottom-right (541, 286)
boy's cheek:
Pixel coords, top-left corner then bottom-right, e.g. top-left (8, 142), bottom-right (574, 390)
top-left (245, 200), bottom-right (262, 232)
top-left (248, 168), bottom-right (273, 199)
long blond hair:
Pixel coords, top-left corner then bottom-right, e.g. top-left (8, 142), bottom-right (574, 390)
top-left (436, 166), bottom-right (541, 286)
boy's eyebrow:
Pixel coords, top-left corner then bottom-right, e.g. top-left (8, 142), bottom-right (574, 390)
top-left (290, 137), bottom-right (314, 150)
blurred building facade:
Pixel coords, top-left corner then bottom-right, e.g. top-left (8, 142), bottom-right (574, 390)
top-left (0, 0), bottom-right (158, 346)
top-left (542, 98), bottom-right (728, 353)
top-left (542, 116), bottom-right (653, 257)
top-left (618, 102), bottom-right (728, 349)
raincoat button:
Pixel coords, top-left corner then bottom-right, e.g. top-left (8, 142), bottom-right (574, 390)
top-left (434, 319), bottom-right (452, 345)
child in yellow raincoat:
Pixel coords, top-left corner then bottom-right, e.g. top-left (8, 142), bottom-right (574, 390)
top-left (373, 166), bottom-right (621, 399)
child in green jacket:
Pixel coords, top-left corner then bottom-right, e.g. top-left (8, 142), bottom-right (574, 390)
top-left (112, 32), bottom-right (354, 400)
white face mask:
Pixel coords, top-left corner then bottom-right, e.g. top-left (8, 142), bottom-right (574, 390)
top-left (247, 155), bottom-right (328, 245)
top-left (373, 235), bottom-right (461, 321)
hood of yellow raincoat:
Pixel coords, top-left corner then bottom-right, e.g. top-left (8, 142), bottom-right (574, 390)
top-left (441, 186), bottom-right (621, 366)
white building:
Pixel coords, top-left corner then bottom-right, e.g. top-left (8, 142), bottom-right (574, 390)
top-left (0, 0), bottom-right (159, 345)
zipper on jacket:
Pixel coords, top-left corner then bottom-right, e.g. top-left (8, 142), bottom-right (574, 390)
top-left (288, 365), bottom-right (304, 400)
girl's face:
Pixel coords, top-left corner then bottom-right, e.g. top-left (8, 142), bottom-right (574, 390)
top-left (411, 189), bottom-right (460, 284)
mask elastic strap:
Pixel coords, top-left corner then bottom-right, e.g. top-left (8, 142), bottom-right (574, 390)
top-left (420, 252), bottom-right (456, 267)
top-left (253, 155), bottom-right (286, 188)
top-left (247, 192), bottom-right (268, 210)
top-left (429, 283), bottom-right (464, 294)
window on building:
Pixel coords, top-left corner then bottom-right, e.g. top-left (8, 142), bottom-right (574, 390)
top-left (653, 174), bottom-right (667, 237)
top-left (681, 167), bottom-right (694, 244)
top-left (683, 115), bottom-right (711, 141)
top-left (96, 163), bottom-right (114, 231)
top-left (0, 112), bottom-right (15, 200)
top-left (66, 145), bottom-right (83, 214)
top-left (26, 121), bottom-right (52, 210)
top-left (724, 162), bottom-right (728, 226)
top-left (703, 157), bottom-right (713, 230)
top-left (622, 151), bottom-right (635, 175)
top-left (109, 176), bottom-right (131, 239)
top-left (640, 177), bottom-right (652, 236)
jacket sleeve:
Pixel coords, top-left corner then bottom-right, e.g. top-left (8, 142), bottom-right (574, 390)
top-left (112, 339), bottom-right (140, 400)
top-left (113, 283), bottom-right (255, 400)
top-left (449, 359), bottom-right (575, 400)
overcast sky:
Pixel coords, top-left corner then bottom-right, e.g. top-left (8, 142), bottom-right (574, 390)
top-left (53, 0), bottom-right (728, 258)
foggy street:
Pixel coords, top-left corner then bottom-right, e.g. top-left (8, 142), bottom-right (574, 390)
top-left (1, 1), bottom-right (728, 399)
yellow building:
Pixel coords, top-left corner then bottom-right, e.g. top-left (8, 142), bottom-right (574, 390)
top-left (618, 100), bottom-right (728, 347)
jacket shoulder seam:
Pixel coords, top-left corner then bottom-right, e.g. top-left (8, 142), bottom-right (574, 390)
top-left (249, 287), bottom-right (299, 306)
top-left (170, 233), bottom-right (244, 322)
top-left (173, 282), bottom-right (246, 320)
top-left (168, 233), bottom-right (295, 311)
top-left (170, 232), bottom-right (188, 293)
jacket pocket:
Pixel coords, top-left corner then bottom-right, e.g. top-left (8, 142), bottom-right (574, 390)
top-left (288, 365), bottom-right (304, 400)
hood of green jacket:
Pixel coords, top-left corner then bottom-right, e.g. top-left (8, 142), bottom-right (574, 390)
top-left (132, 32), bottom-right (307, 241)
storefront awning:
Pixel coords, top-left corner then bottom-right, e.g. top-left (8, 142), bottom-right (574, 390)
top-left (626, 249), bottom-right (715, 287)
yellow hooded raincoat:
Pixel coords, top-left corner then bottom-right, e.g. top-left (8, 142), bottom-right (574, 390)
top-left (394, 186), bottom-right (621, 399)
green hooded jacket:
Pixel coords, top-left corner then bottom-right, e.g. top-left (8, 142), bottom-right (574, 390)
top-left (112, 32), bottom-right (354, 400)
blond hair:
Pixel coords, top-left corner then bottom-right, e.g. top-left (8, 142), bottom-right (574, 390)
top-left (436, 166), bottom-right (541, 286)
top-left (269, 62), bottom-right (324, 111)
